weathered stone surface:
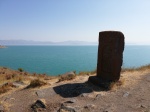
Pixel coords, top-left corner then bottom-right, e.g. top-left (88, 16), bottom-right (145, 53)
top-left (12, 81), bottom-right (25, 88)
top-left (89, 31), bottom-right (124, 86)
top-left (89, 31), bottom-right (124, 89)
top-left (98, 31), bottom-right (124, 81)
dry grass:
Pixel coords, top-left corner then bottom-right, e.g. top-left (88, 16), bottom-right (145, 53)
top-left (0, 67), bottom-right (51, 83)
top-left (0, 82), bottom-right (15, 94)
top-left (137, 64), bottom-right (150, 71)
top-left (58, 73), bottom-right (76, 82)
top-left (0, 86), bottom-right (10, 94)
top-left (121, 64), bottom-right (150, 73)
top-left (0, 67), bottom-right (50, 93)
top-left (0, 74), bottom-right (24, 85)
top-left (109, 78), bottom-right (125, 90)
top-left (0, 64), bottom-right (150, 93)
top-left (26, 79), bottom-right (47, 89)
top-left (58, 71), bottom-right (76, 82)
top-left (0, 67), bottom-right (25, 84)
top-left (78, 69), bottom-right (97, 76)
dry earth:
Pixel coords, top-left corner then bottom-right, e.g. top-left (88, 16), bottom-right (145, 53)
top-left (0, 67), bottom-right (150, 112)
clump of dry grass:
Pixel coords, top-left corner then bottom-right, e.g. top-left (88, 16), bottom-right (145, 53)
top-left (58, 73), bottom-right (76, 82)
top-left (5, 74), bottom-right (23, 82)
top-left (78, 71), bottom-right (91, 76)
top-left (0, 86), bottom-right (10, 94)
top-left (26, 79), bottom-right (46, 89)
top-left (0, 82), bottom-right (15, 94)
top-left (109, 79), bottom-right (125, 90)
top-left (24, 72), bottom-right (28, 76)
top-left (37, 73), bottom-right (47, 79)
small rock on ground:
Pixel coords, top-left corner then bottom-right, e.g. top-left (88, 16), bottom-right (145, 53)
top-left (64, 99), bottom-right (76, 104)
top-left (0, 105), bottom-right (4, 112)
top-left (58, 104), bottom-right (76, 112)
top-left (31, 100), bottom-right (46, 112)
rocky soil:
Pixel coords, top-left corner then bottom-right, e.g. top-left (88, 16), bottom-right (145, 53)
top-left (0, 67), bottom-right (150, 112)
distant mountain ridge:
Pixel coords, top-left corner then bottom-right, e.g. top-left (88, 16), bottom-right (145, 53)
top-left (0, 40), bottom-right (98, 45)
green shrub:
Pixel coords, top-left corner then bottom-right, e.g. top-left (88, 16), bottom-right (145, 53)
top-left (18, 68), bottom-right (24, 72)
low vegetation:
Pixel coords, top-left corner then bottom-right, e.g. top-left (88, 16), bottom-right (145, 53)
top-left (0, 82), bottom-right (15, 94)
top-left (109, 79), bottom-right (125, 90)
top-left (0, 85), bottom-right (10, 94)
top-left (78, 69), bottom-right (97, 76)
top-left (58, 73), bottom-right (76, 82)
top-left (0, 67), bottom-right (50, 94)
top-left (26, 79), bottom-right (47, 89)
top-left (18, 68), bottom-right (24, 72)
top-left (0, 64), bottom-right (150, 94)
top-left (121, 64), bottom-right (150, 73)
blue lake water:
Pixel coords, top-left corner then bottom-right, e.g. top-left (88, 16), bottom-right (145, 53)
top-left (0, 45), bottom-right (150, 75)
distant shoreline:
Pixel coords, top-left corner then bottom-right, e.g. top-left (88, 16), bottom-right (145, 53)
top-left (0, 45), bottom-right (6, 48)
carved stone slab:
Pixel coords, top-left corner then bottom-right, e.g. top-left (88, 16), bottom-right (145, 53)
top-left (88, 31), bottom-right (124, 88)
top-left (97, 31), bottom-right (124, 81)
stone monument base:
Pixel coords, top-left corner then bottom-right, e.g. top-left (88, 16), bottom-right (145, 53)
top-left (88, 76), bottom-right (114, 90)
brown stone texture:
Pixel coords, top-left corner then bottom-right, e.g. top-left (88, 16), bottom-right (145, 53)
top-left (97, 31), bottom-right (124, 81)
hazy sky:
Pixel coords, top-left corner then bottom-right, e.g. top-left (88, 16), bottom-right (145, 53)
top-left (0, 0), bottom-right (150, 44)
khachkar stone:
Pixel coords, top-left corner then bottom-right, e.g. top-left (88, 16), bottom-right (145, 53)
top-left (89, 31), bottom-right (125, 88)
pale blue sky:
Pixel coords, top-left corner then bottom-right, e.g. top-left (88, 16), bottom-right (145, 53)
top-left (0, 0), bottom-right (150, 44)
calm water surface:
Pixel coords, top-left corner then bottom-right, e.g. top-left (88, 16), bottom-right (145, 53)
top-left (0, 45), bottom-right (150, 75)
